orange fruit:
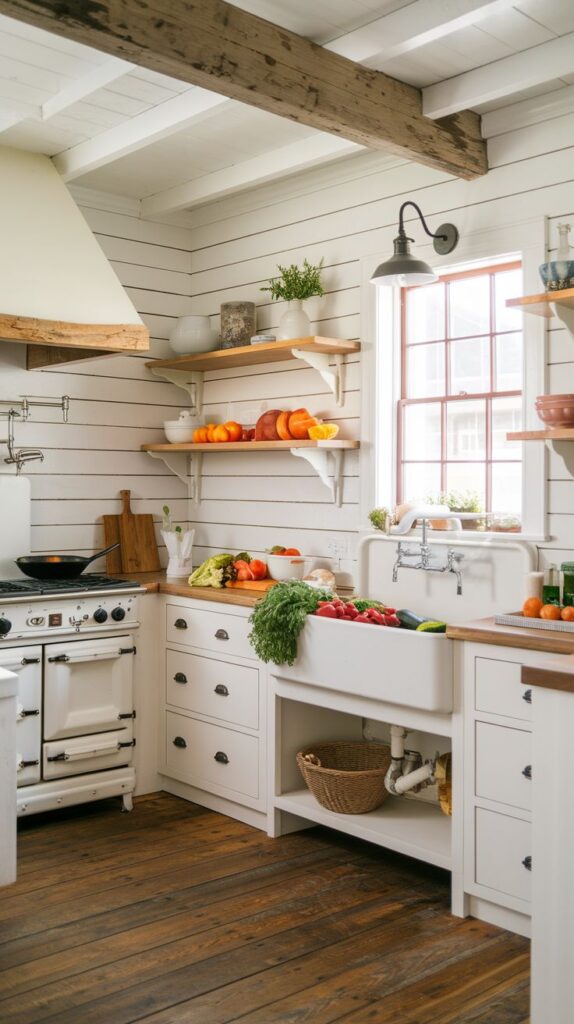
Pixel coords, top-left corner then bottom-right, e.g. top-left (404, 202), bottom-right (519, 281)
top-left (206, 423), bottom-right (217, 442)
top-left (308, 423), bottom-right (339, 441)
top-left (276, 411), bottom-right (293, 441)
top-left (192, 427), bottom-right (208, 444)
top-left (540, 604), bottom-right (562, 620)
top-left (224, 421), bottom-right (243, 442)
top-left (522, 597), bottom-right (542, 618)
top-left (212, 424), bottom-right (231, 443)
top-left (561, 606), bottom-right (574, 621)
top-left (288, 408), bottom-right (319, 440)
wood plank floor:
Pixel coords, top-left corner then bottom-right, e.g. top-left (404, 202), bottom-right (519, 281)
top-left (0, 793), bottom-right (530, 1024)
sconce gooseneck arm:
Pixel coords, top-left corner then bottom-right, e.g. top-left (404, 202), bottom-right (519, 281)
top-left (398, 201), bottom-right (448, 243)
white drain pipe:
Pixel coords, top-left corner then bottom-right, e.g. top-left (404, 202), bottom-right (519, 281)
top-left (384, 725), bottom-right (436, 796)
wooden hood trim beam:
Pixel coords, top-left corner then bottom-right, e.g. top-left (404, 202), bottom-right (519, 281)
top-left (0, 314), bottom-right (150, 369)
top-left (0, 0), bottom-right (487, 181)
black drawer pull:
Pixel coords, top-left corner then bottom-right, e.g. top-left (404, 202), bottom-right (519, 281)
top-left (173, 736), bottom-right (187, 749)
top-left (214, 684), bottom-right (229, 696)
top-left (18, 758), bottom-right (40, 768)
top-left (214, 750), bottom-right (229, 764)
top-left (522, 855), bottom-right (532, 872)
top-left (174, 618), bottom-right (188, 630)
top-left (215, 628), bottom-right (229, 641)
top-left (522, 688), bottom-right (532, 704)
top-left (174, 672), bottom-right (187, 684)
top-left (20, 709), bottom-right (40, 717)
top-left (522, 764), bottom-right (532, 780)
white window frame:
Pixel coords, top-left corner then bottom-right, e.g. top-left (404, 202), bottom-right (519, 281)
top-left (359, 216), bottom-right (548, 540)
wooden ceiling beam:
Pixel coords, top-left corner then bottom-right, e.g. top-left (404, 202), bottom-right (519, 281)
top-left (0, 0), bottom-right (487, 181)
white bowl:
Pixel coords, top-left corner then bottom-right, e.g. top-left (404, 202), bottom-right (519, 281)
top-left (169, 315), bottom-right (218, 355)
top-left (164, 420), bottom-right (196, 443)
top-left (267, 553), bottom-right (306, 581)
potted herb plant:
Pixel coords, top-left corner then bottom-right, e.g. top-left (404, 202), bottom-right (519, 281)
top-left (261, 258), bottom-right (325, 339)
top-left (428, 490), bottom-right (484, 530)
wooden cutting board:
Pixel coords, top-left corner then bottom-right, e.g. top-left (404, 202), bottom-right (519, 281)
top-left (102, 510), bottom-right (123, 574)
top-left (226, 579), bottom-right (277, 592)
top-left (104, 489), bottom-right (160, 574)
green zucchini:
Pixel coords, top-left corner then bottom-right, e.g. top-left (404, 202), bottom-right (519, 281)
top-left (416, 620), bottom-right (447, 634)
top-left (396, 609), bottom-right (426, 630)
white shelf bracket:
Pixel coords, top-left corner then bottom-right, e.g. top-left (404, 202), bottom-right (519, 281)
top-left (553, 303), bottom-right (574, 337)
top-left (149, 367), bottom-right (204, 416)
top-left (291, 349), bottom-right (345, 406)
top-left (146, 450), bottom-right (200, 501)
top-left (290, 447), bottom-right (344, 506)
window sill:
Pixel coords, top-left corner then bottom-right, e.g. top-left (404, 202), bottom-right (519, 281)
top-left (361, 528), bottom-right (549, 544)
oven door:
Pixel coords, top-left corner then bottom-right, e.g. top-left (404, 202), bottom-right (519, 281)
top-left (0, 646), bottom-right (42, 786)
top-left (43, 725), bottom-right (134, 778)
top-left (43, 636), bottom-right (134, 740)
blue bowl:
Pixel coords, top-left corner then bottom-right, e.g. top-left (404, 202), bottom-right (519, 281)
top-left (539, 260), bottom-right (574, 291)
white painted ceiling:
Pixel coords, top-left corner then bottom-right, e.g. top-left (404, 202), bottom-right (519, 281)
top-left (0, 2), bottom-right (572, 211)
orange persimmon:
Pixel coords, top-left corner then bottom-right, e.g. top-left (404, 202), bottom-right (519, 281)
top-left (540, 604), bottom-right (562, 620)
top-left (522, 597), bottom-right (542, 618)
top-left (561, 606), bottom-right (574, 621)
top-left (276, 411), bottom-right (293, 441)
top-left (288, 408), bottom-right (319, 440)
top-left (206, 423), bottom-right (217, 442)
top-left (212, 424), bottom-right (231, 443)
top-left (224, 421), bottom-right (243, 442)
top-left (192, 427), bottom-right (209, 444)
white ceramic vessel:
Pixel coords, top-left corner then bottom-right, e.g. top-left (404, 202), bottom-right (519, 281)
top-left (169, 315), bottom-right (218, 355)
top-left (164, 410), bottom-right (198, 443)
top-left (267, 554), bottom-right (306, 580)
top-left (277, 300), bottom-right (311, 340)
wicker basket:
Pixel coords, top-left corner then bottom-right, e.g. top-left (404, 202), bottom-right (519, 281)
top-left (296, 741), bottom-right (392, 814)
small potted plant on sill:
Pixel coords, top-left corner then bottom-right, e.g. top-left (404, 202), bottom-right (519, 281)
top-left (261, 258), bottom-right (325, 340)
top-left (427, 490), bottom-right (484, 530)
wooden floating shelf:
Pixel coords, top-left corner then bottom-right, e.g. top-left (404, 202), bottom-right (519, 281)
top-left (506, 289), bottom-right (574, 319)
top-left (142, 440), bottom-right (359, 453)
top-left (507, 429), bottom-right (574, 441)
top-left (145, 336), bottom-right (360, 373)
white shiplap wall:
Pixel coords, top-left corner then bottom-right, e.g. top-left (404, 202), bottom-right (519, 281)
top-left (185, 113), bottom-right (574, 577)
top-left (0, 192), bottom-right (192, 567)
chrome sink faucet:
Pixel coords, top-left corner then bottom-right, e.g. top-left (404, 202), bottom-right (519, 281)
top-left (391, 516), bottom-right (464, 595)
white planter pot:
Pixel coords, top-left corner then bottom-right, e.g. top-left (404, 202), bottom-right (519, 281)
top-left (277, 300), bottom-right (311, 340)
top-left (161, 529), bottom-right (195, 578)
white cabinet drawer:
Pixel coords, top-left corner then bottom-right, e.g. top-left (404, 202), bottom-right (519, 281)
top-left (475, 657), bottom-right (532, 723)
top-left (43, 725), bottom-right (134, 779)
top-left (165, 711), bottom-right (259, 799)
top-left (475, 807), bottom-right (531, 903)
top-left (166, 649), bottom-right (258, 729)
top-left (476, 722), bottom-right (532, 811)
top-left (166, 604), bottom-right (253, 660)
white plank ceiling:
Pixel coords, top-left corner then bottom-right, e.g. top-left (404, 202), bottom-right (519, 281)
top-left (0, 1), bottom-right (573, 209)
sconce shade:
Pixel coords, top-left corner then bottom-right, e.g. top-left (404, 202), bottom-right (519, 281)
top-left (371, 203), bottom-right (458, 287)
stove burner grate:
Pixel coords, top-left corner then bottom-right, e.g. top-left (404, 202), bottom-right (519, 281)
top-left (0, 575), bottom-right (139, 597)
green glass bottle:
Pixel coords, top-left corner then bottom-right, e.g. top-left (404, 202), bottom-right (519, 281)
top-left (543, 565), bottom-right (561, 606)
top-left (561, 563), bottom-right (574, 607)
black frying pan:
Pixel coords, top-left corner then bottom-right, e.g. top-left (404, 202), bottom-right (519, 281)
top-left (16, 543), bottom-right (120, 581)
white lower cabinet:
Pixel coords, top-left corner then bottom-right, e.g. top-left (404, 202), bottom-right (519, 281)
top-left (159, 597), bottom-right (266, 823)
top-left (461, 642), bottom-right (569, 929)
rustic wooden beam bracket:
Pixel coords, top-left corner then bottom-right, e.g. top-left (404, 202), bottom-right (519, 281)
top-left (291, 349), bottom-right (345, 406)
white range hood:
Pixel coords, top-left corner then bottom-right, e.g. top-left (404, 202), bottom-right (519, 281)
top-left (0, 146), bottom-right (149, 367)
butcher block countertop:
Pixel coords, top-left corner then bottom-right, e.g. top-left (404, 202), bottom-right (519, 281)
top-left (447, 617), bottom-right (574, 655)
top-left (118, 571), bottom-right (262, 607)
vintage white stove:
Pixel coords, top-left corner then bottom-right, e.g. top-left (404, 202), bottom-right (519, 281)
top-left (0, 575), bottom-right (144, 816)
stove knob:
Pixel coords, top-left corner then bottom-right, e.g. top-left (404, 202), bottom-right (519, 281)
top-left (0, 616), bottom-right (11, 636)
top-left (93, 608), bottom-right (108, 624)
top-left (111, 606), bottom-right (126, 622)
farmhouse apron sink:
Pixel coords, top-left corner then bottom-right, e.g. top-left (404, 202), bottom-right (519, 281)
top-left (281, 616), bottom-right (453, 712)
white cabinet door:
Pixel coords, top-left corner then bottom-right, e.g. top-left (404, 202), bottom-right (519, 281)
top-left (43, 725), bottom-right (134, 778)
top-left (44, 636), bottom-right (134, 740)
top-left (166, 604), bottom-right (253, 660)
top-left (165, 711), bottom-right (259, 799)
top-left (475, 807), bottom-right (531, 903)
top-left (476, 722), bottom-right (532, 811)
top-left (475, 657), bottom-right (532, 723)
top-left (166, 649), bottom-right (259, 729)
top-left (0, 646), bottom-right (42, 786)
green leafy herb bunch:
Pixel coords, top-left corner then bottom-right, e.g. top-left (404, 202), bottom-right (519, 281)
top-left (261, 259), bottom-right (325, 302)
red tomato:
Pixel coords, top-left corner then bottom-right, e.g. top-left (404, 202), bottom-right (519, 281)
top-left (249, 559), bottom-right (267, 580)
top-left (283, 548), bottom-right (301, 556)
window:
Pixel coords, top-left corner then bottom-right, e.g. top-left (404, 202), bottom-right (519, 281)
top-left (397, 261), bottom-right (523, 527)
